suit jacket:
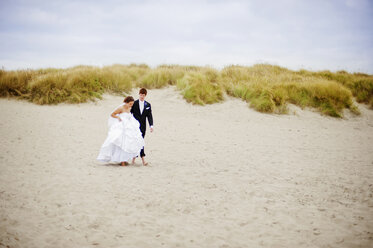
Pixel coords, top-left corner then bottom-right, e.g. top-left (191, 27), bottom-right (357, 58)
top-left (131, 100), bottom-right (153, 132)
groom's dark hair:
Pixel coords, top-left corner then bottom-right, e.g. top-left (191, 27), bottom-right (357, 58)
top-left (123, 96), bottom-right (134, 103)
top-left (139, 88), bottom-right (147, 95)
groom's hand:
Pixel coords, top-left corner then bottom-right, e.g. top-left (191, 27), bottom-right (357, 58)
top-left (150, 126), bottom-right (154, 132)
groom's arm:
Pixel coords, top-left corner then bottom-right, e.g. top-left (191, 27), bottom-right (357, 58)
top-left (147, 103), bottom-right (153, 128)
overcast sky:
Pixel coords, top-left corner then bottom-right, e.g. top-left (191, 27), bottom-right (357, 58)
top-left (0, 0), bottom-right (372, 73)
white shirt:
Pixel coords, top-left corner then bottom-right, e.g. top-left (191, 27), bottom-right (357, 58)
top-left (139, 100), bottom-right (144, 114)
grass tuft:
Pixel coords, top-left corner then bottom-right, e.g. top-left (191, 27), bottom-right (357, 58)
top-left (139, 67), bottom-right (185, 89)
top-left (297, 69), bottom-right (373, 106)
top-left (176, 68), bottom-right (223, 105)
top-left (222, 65), bottom-right (358, 117)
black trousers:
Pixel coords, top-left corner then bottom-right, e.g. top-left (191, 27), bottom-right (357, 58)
top-left (140, 128), bottom-right (146, 157)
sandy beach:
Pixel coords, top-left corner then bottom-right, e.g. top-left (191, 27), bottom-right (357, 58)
top-left (0, 86), bottom-right (372, 248)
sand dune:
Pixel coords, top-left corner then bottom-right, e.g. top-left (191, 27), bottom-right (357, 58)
top-left (0, 87), bottom-right (372, 248)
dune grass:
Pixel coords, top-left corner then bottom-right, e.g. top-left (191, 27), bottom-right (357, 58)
top-left (1, 64), bottom-right (147, 104)
top-left (0, 63), bottom-right (372, 117)
top-left (296, 69), bottom-right (373, 108)
top-left (140, 67), bottom-right (185, 89)
top-left (222, 65), bottom-right (359, 117)
top-left (28, 67), bottom-right (104, 104)
top-left (176, 68), bottom-right (223, 105)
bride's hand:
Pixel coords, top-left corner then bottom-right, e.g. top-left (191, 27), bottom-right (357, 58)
top-left (118, 118), bottom-right (122, 122)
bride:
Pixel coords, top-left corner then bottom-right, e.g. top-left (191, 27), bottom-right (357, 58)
top-left (97, 96), bottom-right (145, 166)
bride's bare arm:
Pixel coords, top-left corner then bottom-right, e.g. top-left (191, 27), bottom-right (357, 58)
top-left (111, 107), bottom-right (123, 121)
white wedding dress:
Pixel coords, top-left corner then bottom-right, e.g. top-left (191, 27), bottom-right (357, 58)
top-left (97, 110), bottom-right (145, 163)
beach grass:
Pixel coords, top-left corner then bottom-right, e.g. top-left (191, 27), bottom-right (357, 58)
top-left (222, 65), bottom-right (360, 117)
top-left (295, 69), bottom-right (373, 106)
top-left (176, 68), bottom-right (223, 105)
top-left (139, 66), bottom-right (185, 89)
top-left (1, 63), bottom-right (372, 117)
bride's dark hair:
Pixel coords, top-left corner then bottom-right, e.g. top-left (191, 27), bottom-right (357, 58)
top-left (123, 96), bottom-right (134, 103)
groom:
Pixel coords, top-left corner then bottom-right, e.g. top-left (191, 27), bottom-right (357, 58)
top-left (131, 88), bottom-right (153, 166)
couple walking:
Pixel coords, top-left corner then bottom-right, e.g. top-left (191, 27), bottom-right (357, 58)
top-left (97, 88), bottom-right (153, 166)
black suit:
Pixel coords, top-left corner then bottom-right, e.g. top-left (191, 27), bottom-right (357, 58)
top-left (131, 100), bottom-right (153, 157)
